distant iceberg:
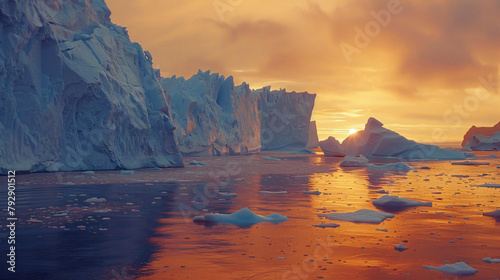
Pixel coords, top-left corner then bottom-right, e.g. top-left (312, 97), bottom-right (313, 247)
top-left (319, 136), bottom-right (345, 157)
top-left (463, 132), bottom-right (500, 151)
top-left (340, 118), bottom-right (467, 160)
top-left (461, 121), bottom-right (500, 147)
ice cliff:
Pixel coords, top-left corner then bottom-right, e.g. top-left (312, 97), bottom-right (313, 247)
top-left (0, 0), bottom-right (183, 173)
top-left (161, 74), bottom-right (316, 155)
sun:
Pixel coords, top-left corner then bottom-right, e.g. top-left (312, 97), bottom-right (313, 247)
top-left (349, 128), bottom-right (357, 135)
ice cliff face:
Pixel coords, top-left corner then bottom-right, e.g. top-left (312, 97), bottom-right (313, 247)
top-left (0, 0), bottom-right (183, 173)
top-left (161, 72), bottom-right (317, 155)
top-left (255, 87), bottom-right (316, 151)
top-left (160, 70), bottom-right (261, 156)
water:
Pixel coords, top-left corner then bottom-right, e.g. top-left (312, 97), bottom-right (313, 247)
top-left (1, 152), bottom-right (499, 279)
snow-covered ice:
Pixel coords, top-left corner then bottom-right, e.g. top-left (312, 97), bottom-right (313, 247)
top-left (342, 118), bottom-right (467, 160)
top-left (321, 209), bottom-right (394, 224)
top-left (372, 195), bottom-right (432, 208)
top-left (319, 137), bottom-right (345, 157)
top-left (192, 207), bottom-right (288, 226)
top-left (340, 155), bottom-right (369, 167)
top-left (423, 262), bottom-right (478, 276)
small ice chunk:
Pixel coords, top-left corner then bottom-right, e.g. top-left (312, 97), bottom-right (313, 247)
top-left (260, 191), bottom-right (288, 194)
top-left (193, 207), bottom-right (288, 226)
top-left (420, 166), bottom-right (431, 170)
top-left (340, 155), bottom-right (369, 167)
top-left (477, 183), bottom-right (500, 188)
top-left (303, 190), bottom-right (322, 195)
top-left (27, 218), bottom-right (43, 223)
top-left (367, 162), bottom-right (412, 171)
top-left (188, 160), bottom-right (205, 166)
top-left (312, 223), bottom-right (340, 228)
top-left (376, 228), bottom-right (388, 232)
top-left (217, 192), bottom-right (238, 199)
top-left (489, 155), bottom-right (498, 159)
top-left (262, 157), bottom-right (282, 161)
top-left (483, 210), bottom-right (500, 217)
top-left (451, 161), bottom-right (490, 165)
top-left (482, 257), bottom-right (500, 263)
top-left (82, 171), bottom-right (95, 175)
top-left (376, 190), bottom-right (389, 194)
top-left (372, 195), bottom-right (432, 208)
top-left (84, 197), bottom-right (107, 203)
top-left (323, 209), bottom-right (394, 224)
top-left (422, 262), bottom-right (478, 276)
top-left (394, 243), bottom-right (408, 252)
top-left (120, 170), bottom-right (135, 175)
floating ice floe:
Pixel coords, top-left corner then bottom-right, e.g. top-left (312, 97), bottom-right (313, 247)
top-left (340, 155), bottom-right (369, 167)
top-left (367, 162), bottom-right (413, 172)
top-left (319, 137), bottom-right (345, 157)
top-left (82, 171), bottom-right (95, 175)
top-left (372, 195), bottom-right (432, 209)
top-left (303, 190), bottom-right (322, 195)
top-left (313, 223), bottom-right (340, 228)
top-left (483, 210), bottom-right (500, 217)
top-left (394, 243), bottom-right (408, 252)
top-left (217, 192), bottom-right (238, 199)
top-left (84, 197), bottom-right (107, 203)
top-left (321, 209), bottom-right (394, 224)
top-left (193, 207), bottom-right (288, 226)
top-left (260, 191), bottom-right (288, 194)
top-left (422, 262), bottom-right (478, 276)
top-left (342, 118), bottom-right (468, 160)
top-left (482, 257), bottom-right (500, 263)
top-left (489, 155), bottom-right (498, 159)
top-left (120, 170), bottom-right (135, 175)
top-left (376, 190), bottom-right (389, 194)
top-left (262, 157), bottom-right (282, 161)
top-left (477, 183), bottom-right (500, 188)
top-left (376, 228), bottom-right (388, 232)
top-left (451, 161), bottom-right (490, 165)
top-left (188, 160), bottom-right (205, 166)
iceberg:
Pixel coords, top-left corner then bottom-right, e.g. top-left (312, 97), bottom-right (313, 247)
top-left (483, 210), bottom-right (500, 217)
top-left (0, 0), bottom-right (183, 173)
top-left (319, 137), bottom-right (345, 157)
top-left (461, 121), bottom-right (500, 147)
top-left (340, 155), bottom-right (369, 167)
top-left (372, 195), bottom-right (432, 209)
top-left (342, 118), bottom-right (467, 160)
top-left (464, 132), bottom-right (500, 151)
top-left (321, 209), bottom-right (394, 224)
top-left (192, 207), bottom-right (289, 226)
top-left (482, 257), bottom-right (500, 263)
top-left (307, 121), bottom-right (320, 149)
top-left (394, 243), bottom-right (408, 252)
top-left (422, 262), bottom-right (478, 276)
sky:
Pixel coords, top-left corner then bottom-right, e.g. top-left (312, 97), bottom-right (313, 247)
top-left (106, 0), bottom-right (500, 144)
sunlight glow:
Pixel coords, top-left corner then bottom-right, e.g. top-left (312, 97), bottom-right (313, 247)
top-left (349, 128), bottom-right (357, 135)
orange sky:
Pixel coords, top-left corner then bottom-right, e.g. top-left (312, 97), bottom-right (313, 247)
top-left (106, 0), bottom-right (499, 144)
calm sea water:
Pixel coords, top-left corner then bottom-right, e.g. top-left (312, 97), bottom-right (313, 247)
top-left (1, 152), bottom-right (499, 279)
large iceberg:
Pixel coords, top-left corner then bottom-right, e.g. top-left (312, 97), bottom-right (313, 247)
top-left (463, 132), bottom-right (500, 151)
top-left (0, 0), bottom-right (183, 173)
top-left (160, 71), bottom-right (261, 156)
top-left (341, 118), bottom-right (467, 160)
top-left (461, 121), bottom-right (500, 147)
top-left (306, 121), bottom-right (319, 149)
top-left (319, 136), bottom-right (345, 156)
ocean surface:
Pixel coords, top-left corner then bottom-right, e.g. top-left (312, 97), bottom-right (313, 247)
top-left (1, 151), bottom-right (499, 279)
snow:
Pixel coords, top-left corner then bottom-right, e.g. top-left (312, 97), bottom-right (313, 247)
top-left (319, 137), bottom-right (345, 157)
top-left (321, 209), bottom-right (394, 224)
top-left (372, 195), bottom-right (432, 208)
top-left (340, 155), bottom-right (369, 167)
top-left (483, 210), bottom-right (500, 217)
top-left (367, 162), bottom-right (413, 171)
top-left (0, 0), bottom-right (183, 173)
top-left (313, 223), bottom-right (340, 228)
top-left (477, 183), bottom-right (500, 188)
top-left (84, 197), bottom-right (106, 203)
top-left (394, 243), bottom-right (408, 252)
top-left (192, 207), bottom-right (289, 226)
top-left (422, 262), bottom-right (478, 276)
top-left (452, 161), bottom-right (490, 165)
top-left (482, 257), bottom-right (500, 263)
top-left (342, 118), bottom-right (467, 160)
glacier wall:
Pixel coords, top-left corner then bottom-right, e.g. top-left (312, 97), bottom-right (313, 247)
top-left (160, 70), bottom-right (261, 156)
top-left (0, 0), bottom-right (183, 173)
